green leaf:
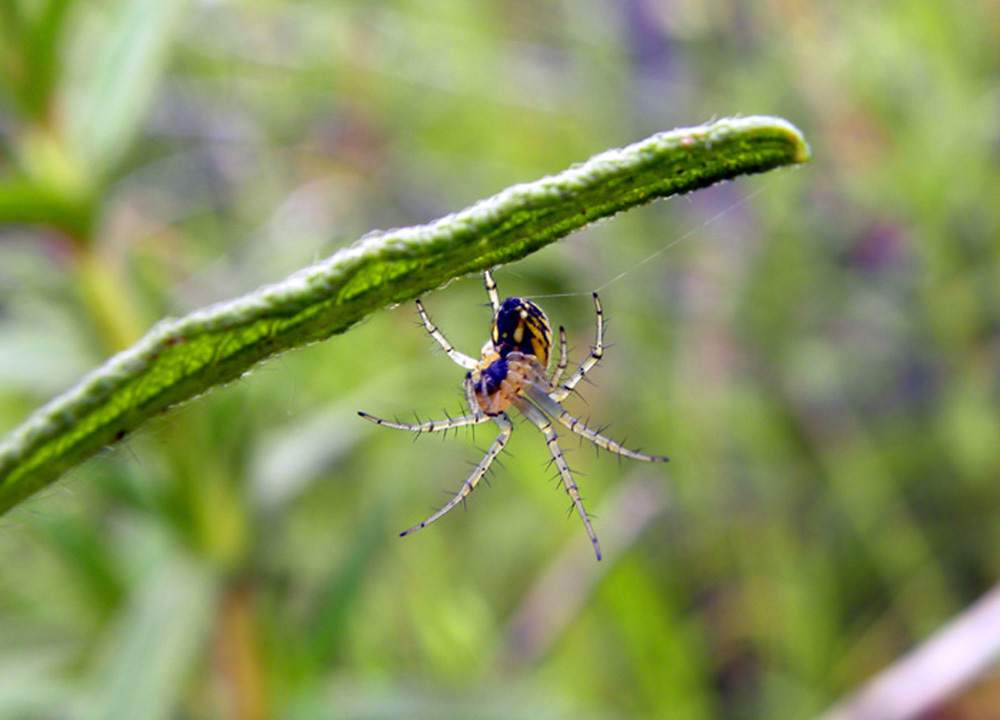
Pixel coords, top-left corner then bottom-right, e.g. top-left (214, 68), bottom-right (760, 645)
top-left (0, 116), bottom-right (810, 515)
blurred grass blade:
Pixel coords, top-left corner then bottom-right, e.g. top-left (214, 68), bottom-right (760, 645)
top-left (818, 581), bottom-right (1000, 720)
top-left (89, 555), bottom-right (216, 720)
top-left (22, 0), bottom-right (74, 119)
top-left (0, 116), bottom-right (810, 515)
top-left (69, 0), bottom-right (187, 177)
top-left (0, 174), bottom-right (92, 233)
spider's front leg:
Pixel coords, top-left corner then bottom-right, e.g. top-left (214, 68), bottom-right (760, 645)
top-left (484, 270), bottom-right (500, 313)
top-left (552, 292), bottom-right (604, 401)
top-left (416, 298), bottom-right (478, 370)
top-left (551, 326), bottom-right (569, 388)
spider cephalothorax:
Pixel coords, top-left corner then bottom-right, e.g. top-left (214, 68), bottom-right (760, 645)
top-left (359, 270), bottom-right (668, 560)
top-left (468, 296), bottom-right (551, 416)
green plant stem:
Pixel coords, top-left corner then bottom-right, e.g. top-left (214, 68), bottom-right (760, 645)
top-left (0, 116), bottom-right (810, 515)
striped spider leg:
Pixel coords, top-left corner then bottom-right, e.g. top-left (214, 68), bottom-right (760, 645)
top-left (551, 291), bottom-right (604, 402)
top-left (359, 270), bottom-right (668, 560)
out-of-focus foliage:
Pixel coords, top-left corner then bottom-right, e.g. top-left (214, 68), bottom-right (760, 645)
top-left (0, 2), bottom-right (997, 720)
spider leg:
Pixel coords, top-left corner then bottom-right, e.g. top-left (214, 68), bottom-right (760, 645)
top-left (416, 298), bottom-right (478, 369)
top-left (400, 413), bottom-right (513, 537)
top-left (525, 385), bottom-right (669, 463)
top-left (550, 326), bottom-right (568, 387)
top-left (514, 399), bottom-right (602, 561)
top-left (484, 270), bottom-right (500, 313)
top-left (464, 375), bottom-right (482, 416)
top-left (358, 411), bottom-right (488, 433)
top-left (552, 292), bottom-right (604, 401)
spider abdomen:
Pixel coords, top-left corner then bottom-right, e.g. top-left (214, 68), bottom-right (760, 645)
top-left (492, 297), bottom-right (552, 368)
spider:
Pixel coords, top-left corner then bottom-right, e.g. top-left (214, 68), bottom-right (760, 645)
top-left (358, 271), bottom-right (668, 560)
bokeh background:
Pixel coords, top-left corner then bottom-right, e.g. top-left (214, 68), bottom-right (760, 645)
top-left (2, 1), bottom-right (999, 718)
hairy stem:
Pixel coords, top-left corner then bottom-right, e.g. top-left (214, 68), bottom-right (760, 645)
top-left (0, 116), bottom-right (809, 514)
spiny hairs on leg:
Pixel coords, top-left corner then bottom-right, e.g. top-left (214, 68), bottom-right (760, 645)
top-left (514, 398), bottom-right (603, 560)
top-left (560, 415), bottom-right (668, 463)
top-left (525, 385), bottom-right (668, 463)
top-left (551, 326), bottom-right (569, 387)
top-left (415, 298), bottom-right (478, 370)
top-left (357, 411), bottom-right (488, 433)
top-left (484, 270), bottom-right (500, 312)
top-left (552, 292), bottom-right (604, 402)
top-left (399, 414), bottom-right (513, 537)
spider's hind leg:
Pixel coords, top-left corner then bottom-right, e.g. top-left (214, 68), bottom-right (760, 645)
top-left (514, 398), bottom-right (603, 561)
top-left (525, 385), bottom-right (669, 463)
top-left (399, 413), bottom-right (513, 537)
top-left (358, 411), bottom-right (488, 434)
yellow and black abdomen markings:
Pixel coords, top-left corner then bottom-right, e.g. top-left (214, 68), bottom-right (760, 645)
top-left (492, 297), bottom-right (552, 367)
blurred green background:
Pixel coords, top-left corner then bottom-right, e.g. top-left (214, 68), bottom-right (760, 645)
top-left (2, 1), bottom-right (999, 718)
